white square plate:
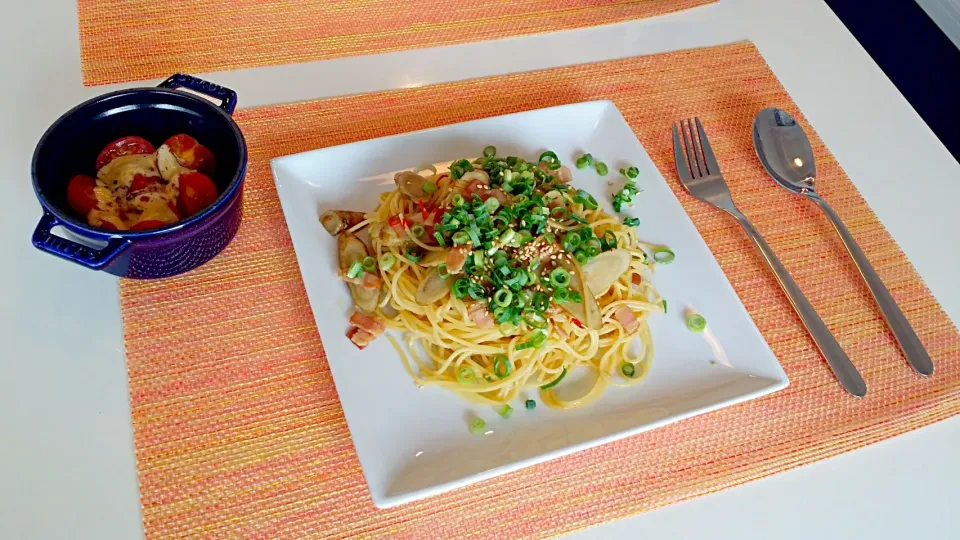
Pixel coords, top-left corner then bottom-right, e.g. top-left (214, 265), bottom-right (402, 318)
top-left (271, 101), bottom-right (788, 508)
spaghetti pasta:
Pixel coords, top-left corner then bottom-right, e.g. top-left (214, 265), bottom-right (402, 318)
top-left (332, 148), bottom-right (664, 410)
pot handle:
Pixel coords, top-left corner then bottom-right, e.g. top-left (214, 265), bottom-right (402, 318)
top-left (32, 212), bottom-right (131, 270)
top-left (158, 73), bottom-right (238, 115)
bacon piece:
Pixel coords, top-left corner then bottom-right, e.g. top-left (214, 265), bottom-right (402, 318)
top-left (614, 306), bottom-right (639, 333)
top-left (467, 302), bottom-right (495, 329)
top-left (349, 311), bottom-right (386, 336)
top-left (445, 246), bottom-right (470, 274)
top-left (346, 327), bottom-right (377, 350)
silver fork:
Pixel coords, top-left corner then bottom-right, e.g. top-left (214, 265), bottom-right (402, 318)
top-left (673, 118), bottom-right (867, 397)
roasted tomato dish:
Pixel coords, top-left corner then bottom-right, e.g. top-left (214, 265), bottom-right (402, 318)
top-left (66, 134), bottom-right (219, 231)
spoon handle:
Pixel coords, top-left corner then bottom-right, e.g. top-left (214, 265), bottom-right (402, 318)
top-left (731, 210), bottom-right (867, 397)
top-left (810, 195), bottom-right (934, 376)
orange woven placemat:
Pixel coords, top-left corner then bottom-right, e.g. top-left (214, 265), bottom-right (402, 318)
top-left (120, 41), bottom-right (960, 539)
top-left (76, 0), bottom-right (714, 86)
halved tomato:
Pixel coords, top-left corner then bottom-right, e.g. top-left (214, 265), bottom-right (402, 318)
top-left (129, 173), bottom-right (162, 193)
top-left (95, 136), bottom-right (156, 171)
top-left (163, 134), bottom-right (216, 175)
top-left (176, 172), bottom-right (218, 217)
top-left (66, 174), bottom-right (98, 215)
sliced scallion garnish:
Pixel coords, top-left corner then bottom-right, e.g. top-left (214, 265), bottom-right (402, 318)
top-left (379, 253), bottom-right (396, 271)
top-left (687, 313), bottom-right (707, 332)
top-left (493, 354), bottom-right (511, 378)
top-left (347, 261), bottom-right (363, 279)
top-left (653, 248), bottom-right (675, 264)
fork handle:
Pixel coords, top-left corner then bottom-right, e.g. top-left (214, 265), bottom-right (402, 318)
top-left (809, 195), bottom-right (933, 376)
top-left (732, 211), bottom-right (867, 397)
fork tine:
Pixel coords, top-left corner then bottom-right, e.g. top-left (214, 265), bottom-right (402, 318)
top-left (680, 120), bottom-right (698, 178)
top-left (673, 124), bottom-right (693, 182)
top-left (694, 118), bottom-right (721, 175)
top-left (686, 119), bottom-right (705, 177)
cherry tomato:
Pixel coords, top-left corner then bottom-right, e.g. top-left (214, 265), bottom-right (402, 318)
top-left (67, 174), bottom-right (98, 215)
top-left (164, 134), bottom-right (216, 174)
top-left (176, 172), bottom-right (218, 217)
top-left (128, 173), bottom-right (162, 193)
top-left (95, 136), bottom-right (156, 171)
top-left (130, 220), bottom-right (167, 231)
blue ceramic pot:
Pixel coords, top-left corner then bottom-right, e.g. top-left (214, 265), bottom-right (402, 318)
top-left (31, 74), bottom-right (247, 279)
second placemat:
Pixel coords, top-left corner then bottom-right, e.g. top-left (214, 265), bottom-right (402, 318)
top-left (120, 42), bottom-right (960, 538)
top-left (77, 0), bottom-right (714, 86)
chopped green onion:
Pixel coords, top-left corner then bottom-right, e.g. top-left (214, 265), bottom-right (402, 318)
top-left (423, 180), bottom-right (437, 194)
top-left (569, 213), bottom-right (588, 224)
top-left (458, 366), bottom-right (476, 384)
top-left (483, 145), bottom-right (497, 157)
top-left (621, 362), bottom-right (636, 378)
top-left (540, 367), bottom-right (567, 390)
top-left (434, 231), bottom-right (446, 246)
top-left (687, 313), bottom-right (707, 332)
top-left (468, 283), bottom-right (487, 300)
top-left (532, 292), bottom-right (549, 313)
top-left (653, 248), bottom-right (675, 264)
top-left (575, 153), bottom-right (593, 169)
top-left (570, 291), bottom-right (583, 303)
top-left (625, 166), bottom-right (639, 179)
top-left (595, 161), bottom-right (609, 176)
top-left (493, 354), bottom-right (511, 378)
top-left (347, 261), bottom-right (363, 279)
top-left (601, 230), bottom-right (618, 251)
top-left (544, 232), bottom-right (556, 244)
top-left (513, 194), bottom-right (528, 204)
top-left (404, 246), bottom-right (423, 262)
top-left (662, 299), bottom-right (668, 313)
top-left (453, 278), bottom-right (471, 299)
top-left (410, 224), bottom-right (425, 238)
top-left (623, 217), bottom-right (640, 227)
top-left (524, 312), bottom-right (547, 329)
top-left (538, 150), bottom-right (559, 164)
top-left (550, 206), bottom-right (568, 220)
top-left (575, 189), bottom-right (599, 210)
top-left (574, 250), bottom-right (588, 265)
top-left (553, 287), bottom-right (569, 302)
top-left (498, 229), bottom-right (516, 245)
top-left (452, 231), bottom-right (471, 245)
top-left (497, 404), bottom-right (514, 419)
top-left (493, 289), bottom-right (513, 307)
top-left (549, 268), bottom-right (571, 288)
top-left (379, 253), bottom-right (396, 271)
top-left (469, 417), bottom-right (486, 435)
top-left (584, 240), bottom-right (601, 257)
top-left (485, 197), bottom-right (500, 213)
top-left (438, 263), bottom-right (451, 279)
top-left (562, 232), bottom-right (581, 250)
top-left (453, 194), bottom-right (466, 207)
top-left (468, 220), bottom-right (482, 247)
top-left (361, 256), bottom-right (377, 272)
top-left (525, 399), bottom-right (536, 409)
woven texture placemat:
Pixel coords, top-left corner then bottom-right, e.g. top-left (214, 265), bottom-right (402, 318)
top-left (120, 42), bottom-right (960, 538)
top-left (76, 0), bottom-right (714, 86)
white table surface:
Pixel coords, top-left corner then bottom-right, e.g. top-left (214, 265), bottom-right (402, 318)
top-left (2, 0), bottom-right (958, 538)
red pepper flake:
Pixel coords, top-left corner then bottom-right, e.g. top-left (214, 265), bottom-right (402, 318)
top-left (571, 317), bottom-right (584, 329)
top-left (388, 213), bottom-right (404, 227)
top-left (418, 198), bottom-right (429, 220)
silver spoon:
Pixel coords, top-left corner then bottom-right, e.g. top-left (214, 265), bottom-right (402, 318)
top-left (753, 108), bottom-right (933, 376)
